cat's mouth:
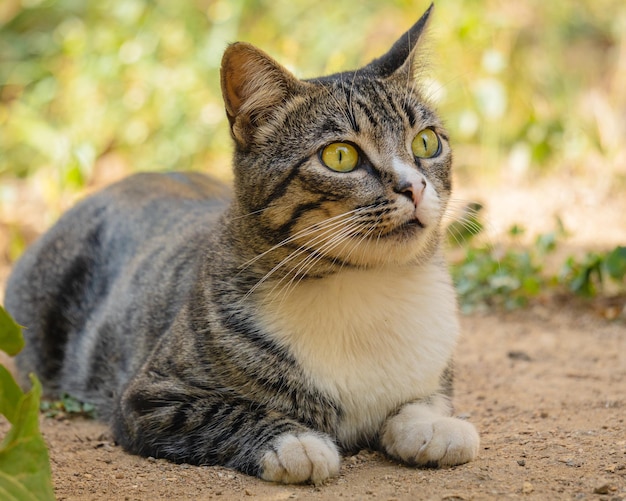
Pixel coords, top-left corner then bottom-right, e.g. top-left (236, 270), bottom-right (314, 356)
top-left (381, 218), bottom-right (425, 239)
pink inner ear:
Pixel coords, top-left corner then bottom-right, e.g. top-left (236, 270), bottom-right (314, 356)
top-left (221, 45), bottom-right (253, 119)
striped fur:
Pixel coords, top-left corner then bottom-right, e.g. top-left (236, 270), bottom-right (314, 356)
top-left (5, 4), bottom-right (478, 485)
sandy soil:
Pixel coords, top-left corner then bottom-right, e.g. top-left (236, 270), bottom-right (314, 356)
top-left (1, 306), bottom-right (624, 501)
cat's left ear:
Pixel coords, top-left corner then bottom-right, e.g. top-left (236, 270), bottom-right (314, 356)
top-left (364, 3), bottom-right (434, 80)
top-left (221, 42), bottom-right (304, 148)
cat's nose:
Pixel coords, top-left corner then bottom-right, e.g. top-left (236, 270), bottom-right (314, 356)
top-left (395, 178), bottom-right (426, 207)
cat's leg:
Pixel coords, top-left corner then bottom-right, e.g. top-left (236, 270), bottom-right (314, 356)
top-left (113, 372), bottom-right (340, 485)
top-left (379, 394), bottom-right (479, 467)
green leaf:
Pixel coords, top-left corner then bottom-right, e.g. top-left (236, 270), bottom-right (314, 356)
top-left (508, 224), bottom-right (525, 237)
top-left (0, 306), bottom-right (55, 500)
top-left (0, 307), bottom-right (24, 357)
top-left (0, 375), bottom-right (55, 501)
top-left (0, 366), bottom-right (23, 425)
top-left (605, 246), bottom-right (626, 280)
top-left (535, 232), bottom-right (557, 255)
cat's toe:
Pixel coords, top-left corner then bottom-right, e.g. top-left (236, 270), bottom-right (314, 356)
top-left (260, 431), bottom-right (340, 485)
top-left (384, 416), bottom-right (479, 467)
top-left (418, 417), bottom-right (479, 466)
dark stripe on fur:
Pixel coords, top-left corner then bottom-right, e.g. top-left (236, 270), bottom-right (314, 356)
top-left (402, 101), bottom-right (417, 127)
top-left (258, 156), bottom-right (308, 211)
top-left (270, 200), bottom-right (325, 242)
top-left (354, 99), bottom-right (378, 129)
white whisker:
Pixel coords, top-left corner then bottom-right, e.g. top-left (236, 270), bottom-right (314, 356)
top-left (230, 207), bottom-right (268, 220)
top-left (237, 207), bottom-right (366, 272)
top-left (239, 211), bottom-right (369, 303)
top-left (270, 218), bottom-right (366, 302)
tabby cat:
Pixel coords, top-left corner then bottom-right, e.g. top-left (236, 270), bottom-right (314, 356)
top-left (5, 4), bottom-right (479, 484)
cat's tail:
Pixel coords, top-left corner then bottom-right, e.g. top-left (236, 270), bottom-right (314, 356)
top-left (4, 198), bottom-right (108, 395)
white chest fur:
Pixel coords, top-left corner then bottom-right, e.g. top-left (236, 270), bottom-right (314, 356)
top-left (258, 258), bottom-right (460, 447)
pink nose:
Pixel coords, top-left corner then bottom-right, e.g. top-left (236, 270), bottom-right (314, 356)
top-left (396, 178), bottom-right (426, 207)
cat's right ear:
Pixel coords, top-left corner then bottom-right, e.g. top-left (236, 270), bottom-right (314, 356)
top-left (364, 3), bottom-right (434, 81)
top-left (221, 43), bottom-right (301, 148)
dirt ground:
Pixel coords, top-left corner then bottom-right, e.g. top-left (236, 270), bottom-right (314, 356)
top-left (1, 174), bottom-right (625, 500)
top-left (1, 306), bottom-right (624, 500)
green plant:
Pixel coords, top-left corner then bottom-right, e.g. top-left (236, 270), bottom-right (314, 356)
top-left (559, 246), bottom-right (626, 297)
top-left (450, 212), bottom-right (626, 312)
top-left (451, 239), bottom-right (546, 312)
top-left (40, 394), bottom-right (96, 420)
top-left (0, 305), bottom-right (55, 501)
top-left (450, 218), bottom-right (560, 312)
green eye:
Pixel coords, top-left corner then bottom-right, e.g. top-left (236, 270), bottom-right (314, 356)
top-left (320, 143), bottom-right (359, 172)
top-left (411, 128), bottom-right (441, 158)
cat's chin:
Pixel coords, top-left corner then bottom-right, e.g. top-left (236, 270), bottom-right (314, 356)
top-left (336, 223), bottom-right (439, 269)
top-left (381, 218), bottom-right (426, 240)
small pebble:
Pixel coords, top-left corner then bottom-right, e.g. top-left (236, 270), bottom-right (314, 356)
top-left (593, 484), bottom-right (611, 495)
top-left (508, 351), bottom-right (532, 361)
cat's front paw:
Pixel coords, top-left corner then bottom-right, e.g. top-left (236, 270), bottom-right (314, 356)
top-left (260, 431), bottom-right (340, 485)
top-left (381, 405), bottom-right (479, 467)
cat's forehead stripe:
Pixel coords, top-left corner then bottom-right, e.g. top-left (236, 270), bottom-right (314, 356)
top-left (352, 99), bottom-right (377, 131)
top-left (323, 80), bottom-right (423, 134)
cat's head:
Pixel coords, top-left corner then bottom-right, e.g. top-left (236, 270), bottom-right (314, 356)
top-left (220, 4), bottom-right (451, 277)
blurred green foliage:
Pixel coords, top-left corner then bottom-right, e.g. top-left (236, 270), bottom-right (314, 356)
top-left (451, 219), bottom-right (560, 311)
top-left (450, 212), bottom-right (626, 312)
top-left (2, 0), bottom-right (625, 309)
top-left (559, 245), bottom-right (626, 297)
top-left (1, 0), bottom-right (625, 191)
top-left (40, 393), bottom-right (96, 420)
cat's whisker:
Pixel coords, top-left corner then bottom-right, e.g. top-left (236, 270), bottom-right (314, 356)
top-left (268, 214), bottom-right (368, 288)
top-left (444, 213), bottom-right (483, 232)
top-left (265, 206), bottom-right (379, 300)
top-left (237, 208), bottom-right (366, 273)
top-left (297, 209), bottom-right (381, 282)
top-left (262, 240), bottom-right (357, 306)
top-left (336, 226), bottom-right (377, 271)
top-left (446, 224), bottom-right (467, 248)
top-left (347, 70), bottom-right (360, 131)
top-left (402, 67), bottom-right (418, 113)
top-left (241, 213), bottom-right (368, 302)
top-left (270, 218), bottom-right (367, 302)
top-left (335, 216), bottom-right (383, 270)
top-left (230, 207), bottom-right (268, 220)
top-left (445, 198), bottom-right (485, 216)
top-left (290, 218), bottom-right (365, 278)
top-left (444, 217), bottom-right (486, 248)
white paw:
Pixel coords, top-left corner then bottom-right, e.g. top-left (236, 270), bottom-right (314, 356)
top-left (382, 406), bottom-right (479, 467)
top-left (260, 431), bottom-right (340, 485)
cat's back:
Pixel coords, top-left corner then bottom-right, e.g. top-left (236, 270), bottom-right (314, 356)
top-left (102, 171), bottom-right (230, 211)
top-left (5, 171), bottom-right (230, 396)
top-left (95, 171), bottom-right (230, 234)
top-left (7, 171), bottom-right (230, 301)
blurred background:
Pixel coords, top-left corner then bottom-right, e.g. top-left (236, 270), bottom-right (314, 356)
top-left (1, 0), bottom-right (625, 308)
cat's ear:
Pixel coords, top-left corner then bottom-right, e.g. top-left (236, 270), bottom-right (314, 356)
top-left (221, 42), bottom-right (301, 147)
top-left (364, 3), bottom-right (434, 80)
